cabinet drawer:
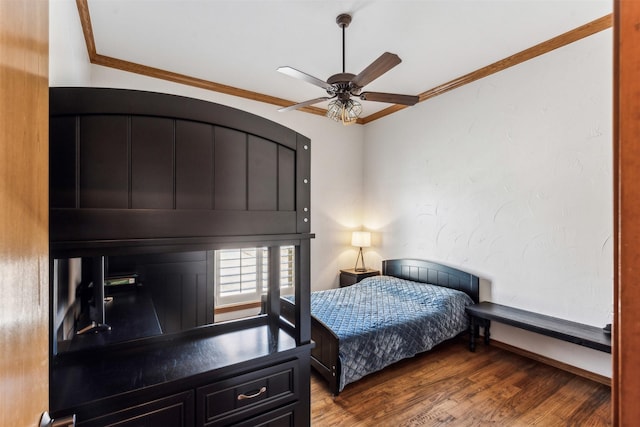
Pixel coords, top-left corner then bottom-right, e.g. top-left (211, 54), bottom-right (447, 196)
top-left (232, 404), bottom-right (295, 427)
top-left (77, 391), bottom-right (194, 427)
top-left (197, 359), bottom-right (299, 426)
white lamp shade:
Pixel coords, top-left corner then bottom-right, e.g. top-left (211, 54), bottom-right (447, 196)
top-left (351, 231), bottom-right (371, 248)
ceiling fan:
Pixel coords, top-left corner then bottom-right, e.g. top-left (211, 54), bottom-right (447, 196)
top-left (277, 13), bottom-right (419, 124)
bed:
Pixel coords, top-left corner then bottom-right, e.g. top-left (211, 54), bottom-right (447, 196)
top-left (282, 258), bottom-right (479, 395)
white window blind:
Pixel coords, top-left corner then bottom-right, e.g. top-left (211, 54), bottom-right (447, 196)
top-left (215, 246), bottom-right (294, 307)
top-left (279, 245), bottom-right (295, 292)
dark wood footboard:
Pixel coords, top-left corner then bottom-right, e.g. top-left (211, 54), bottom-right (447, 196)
top-left (281, 297), bottom-right (341, 395)
top-left (309, 315), bottom-right (341, 395)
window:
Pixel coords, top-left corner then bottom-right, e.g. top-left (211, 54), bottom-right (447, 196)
top-left (278, 245), bottom-right (295, 293)
top-left (215, 246), bottom-right (294, 307)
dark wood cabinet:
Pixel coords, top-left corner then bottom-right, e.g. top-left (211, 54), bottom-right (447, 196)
top-left (339, 268), bottom-right (380, 287)
top-left (52, 326), bottom-right (311, 427)
top-left (77, 391), bottom-right (195, 427)
top-left (67, 346), bottom-right (309, 427)
top-left (49, 88), bottom-right (313, 427)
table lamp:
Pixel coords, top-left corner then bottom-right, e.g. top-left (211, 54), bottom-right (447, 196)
top-left (351, 231), bottom-right (371, 272)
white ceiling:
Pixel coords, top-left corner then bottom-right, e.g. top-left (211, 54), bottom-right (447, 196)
top-left (86, 0), bottom-right (611, 117)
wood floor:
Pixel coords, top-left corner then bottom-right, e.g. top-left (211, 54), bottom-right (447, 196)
top-left (310, 337), bottom-right (611, 426)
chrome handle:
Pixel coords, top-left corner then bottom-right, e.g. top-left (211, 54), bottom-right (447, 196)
top-left (40, 412), bottom-right (76, 427)
top-left (237, 386), bottom-right (267, 401)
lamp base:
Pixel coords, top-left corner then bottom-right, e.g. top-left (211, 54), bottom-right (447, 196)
top-left (354, 247), bottom-right (366, 272)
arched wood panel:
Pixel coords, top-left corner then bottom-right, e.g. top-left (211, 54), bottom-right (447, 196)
top-left (49, 88), bottom-right (311, 248)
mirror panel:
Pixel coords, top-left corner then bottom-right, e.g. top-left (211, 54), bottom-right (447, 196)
top-left (52, 246), bottom-right (294, 354)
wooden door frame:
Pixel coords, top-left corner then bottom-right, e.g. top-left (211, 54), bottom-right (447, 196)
top-left (613, 1), bottom-right (640, 424)
top-left (0, 0), bottom-right (49, 425)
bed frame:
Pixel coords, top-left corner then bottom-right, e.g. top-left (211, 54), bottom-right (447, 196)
top-left (283, 258), bottom-right (479, 395)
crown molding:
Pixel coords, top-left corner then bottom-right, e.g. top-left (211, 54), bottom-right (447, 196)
top-left (362, 14), bottom-right (612, 124)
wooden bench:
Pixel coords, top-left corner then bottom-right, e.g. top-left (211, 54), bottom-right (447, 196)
top-left (466, 302), bottom-right (611, 353)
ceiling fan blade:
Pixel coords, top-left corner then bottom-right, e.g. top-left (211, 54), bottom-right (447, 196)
top-left (351, 52), bottom-right (402, 88)
top-left (359, 92), bottom-right (419, 106)
top-left (277, 66), bottom-right (334, 91)
top-left (278, 97), bottom-right (332, 112)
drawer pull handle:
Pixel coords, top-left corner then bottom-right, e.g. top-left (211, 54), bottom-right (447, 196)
top-left (237, 386), bottom-right (267, 401)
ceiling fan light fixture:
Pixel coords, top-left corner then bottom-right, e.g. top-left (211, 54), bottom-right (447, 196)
top-left (342, 99), bottom-right (362, 124)
top-left (326, 99), bottom-right (361, 125)
top-left (278, 13), bottom-right (418, 124)
top-left (326, 99), bottom-right (343, 122)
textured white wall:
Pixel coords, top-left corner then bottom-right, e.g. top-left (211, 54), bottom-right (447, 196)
top-left (362, 30), bottom-right (613, 376)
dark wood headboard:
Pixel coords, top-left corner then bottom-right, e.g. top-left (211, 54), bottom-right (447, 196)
top-left (49, 87), bottom-right (311, 256)
top-left (382, 258), bottom-right (480, 303)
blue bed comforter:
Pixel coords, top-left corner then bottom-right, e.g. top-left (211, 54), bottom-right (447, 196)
top-left (310, 275), bottom-right (473, 391)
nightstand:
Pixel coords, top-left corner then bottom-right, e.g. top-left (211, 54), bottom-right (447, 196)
top-left (339, 268), bottom-right (380, 287)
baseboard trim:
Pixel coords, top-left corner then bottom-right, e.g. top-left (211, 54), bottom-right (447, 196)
top-left (490, 339), bottom-right (611, 387)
